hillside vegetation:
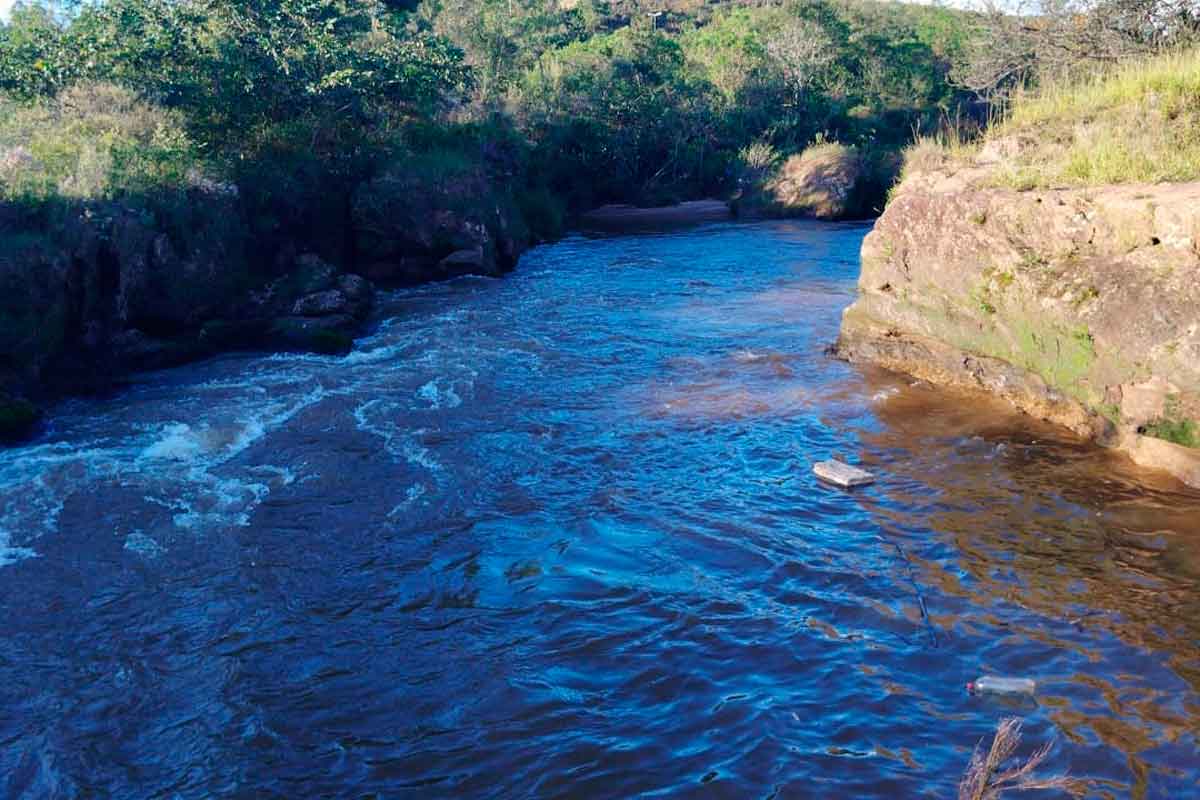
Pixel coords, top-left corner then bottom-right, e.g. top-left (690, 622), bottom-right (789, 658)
top-left (0, 0), bottom-right (983, 433)
top-left (996, 48), bottom-right (1200, 187)
top-left (0, 0), bottom-right (976, 222)
top-left (906, 47), bottom-right (1200, 189)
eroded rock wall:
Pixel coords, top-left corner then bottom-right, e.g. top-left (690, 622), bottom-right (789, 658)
top-left (837, 167), bottom-right (1200, 486)
top-left (0, 168), bottom-right (533, 441)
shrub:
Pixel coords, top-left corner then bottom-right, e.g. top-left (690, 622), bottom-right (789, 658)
top-left (0, 82), bottom-right (198, 202)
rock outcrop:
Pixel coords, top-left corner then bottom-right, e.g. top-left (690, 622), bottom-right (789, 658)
top-left (0, 161), bottom-right (536, 442)
top-left (837, 164), bottom-right (1200, 486)
top-left (0, 197), bottom-right (377, 437)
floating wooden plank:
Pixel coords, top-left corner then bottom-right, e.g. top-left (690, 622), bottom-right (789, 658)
top-left (813, 459), bottom-right (875, 488)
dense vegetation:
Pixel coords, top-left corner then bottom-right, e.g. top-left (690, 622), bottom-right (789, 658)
top-left (904, 0), bottom-right (1200, 188)
top-left (907, 45), bottom-right (1200, 189)
top-left (0, 0), bottom-right (976, 231)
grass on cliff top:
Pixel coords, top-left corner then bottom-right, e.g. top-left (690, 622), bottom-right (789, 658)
top-left (903, 48), bottom-right (1200, 188)
top-left (0, 83), bottom-right (199, 202)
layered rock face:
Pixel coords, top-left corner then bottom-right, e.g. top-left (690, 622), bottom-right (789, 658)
top-left (0, 168), bottom-right (531, 441)
top-left (837, 166), bottom-right (1200, 486)
top-left (0, 198), bottom-right (374, 432)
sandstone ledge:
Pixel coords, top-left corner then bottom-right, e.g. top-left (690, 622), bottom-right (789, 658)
top-left (837, 170), bottom-right (1200, 487)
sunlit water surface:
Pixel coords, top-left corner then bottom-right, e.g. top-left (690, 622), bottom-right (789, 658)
top-left (2, 220), bottom-right (1198, 798)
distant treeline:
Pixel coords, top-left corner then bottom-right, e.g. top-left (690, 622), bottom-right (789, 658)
top-left (2, 0), bottom-right (1193, 223)
top-left (0, 0), bottom-right (978, 223)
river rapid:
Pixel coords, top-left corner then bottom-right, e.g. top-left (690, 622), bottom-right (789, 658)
top-left (1, 220), bottom-right (1198, 798)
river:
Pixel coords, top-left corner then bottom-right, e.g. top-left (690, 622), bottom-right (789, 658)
top-left (1, 220), bottom-right (1198, 798)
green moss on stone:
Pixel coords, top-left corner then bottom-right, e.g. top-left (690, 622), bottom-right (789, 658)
top-left (1143, 396), bottom-right (1199, 448)
top-left (1143, 417), bottom-right (1199, 448)
top-left (1097, 402), bottom-right (1122, 424)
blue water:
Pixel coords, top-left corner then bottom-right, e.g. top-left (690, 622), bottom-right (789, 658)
top-left (1, 220), bottom-right (1198, 798)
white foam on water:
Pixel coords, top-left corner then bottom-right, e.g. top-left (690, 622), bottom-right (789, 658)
top-left (123, 532), bottom-right (167, 559)
top-left (0, 541), bottom-right (38, 567)
top-left (0, 444), bottom-right (122, 563)
top-left (0, 378), bottom-right (331, 566)
top-left (389, 483), bottom-right (429, 517)
top-left (872, 387), bottom-right (901, 403)
top-left (170, 475), bottom-right (272, 530)
top-left (353, 400), bottom-right (444, 475)
top-left (141, 423), bottom-right (208, 461)
top-left (136, 386), bottom-right (326, 530)
top-left (403, 432), bottom-right (443, 473)
top-left (732, 349), bottom-right (766, 363)
top-left (415, 379), bottom-right (463, 410)
top-left (340, 330), bottom-right (424, 366)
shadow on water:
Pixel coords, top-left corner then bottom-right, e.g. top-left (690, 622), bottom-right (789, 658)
top-left (0, 219), bottom-right (1197, 798)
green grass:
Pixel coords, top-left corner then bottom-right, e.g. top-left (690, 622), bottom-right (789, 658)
top-left (1143, 417), bottom-right (1200, 448)
top-left (0, 83), bottom-right (199, 202)
top-left (1142, 395), bottom-right (1200, 448)
top-left (901, 48), bottom-right (1200, 188)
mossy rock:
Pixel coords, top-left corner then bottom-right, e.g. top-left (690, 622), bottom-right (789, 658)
top-left (1142, 417), bottom-right (1199, 449)
top-left (0, 395), bottom-right (41, 443)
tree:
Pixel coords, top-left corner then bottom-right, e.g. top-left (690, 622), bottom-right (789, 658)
top-left (954, 0), bottom-right (1200, 102)
top-left (767, 18), bottom-right (836, 106)
top-left (0, 2), bottom-right (81, 98)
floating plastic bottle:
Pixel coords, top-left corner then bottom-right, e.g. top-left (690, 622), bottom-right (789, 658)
top-left (967, 676), bottom-right (1037, 696)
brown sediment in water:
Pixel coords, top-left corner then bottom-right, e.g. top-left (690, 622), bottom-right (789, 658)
top-left (634, 349), bottom-right (819, 421)
top-left (847, 364), bottom-right (1200, 511)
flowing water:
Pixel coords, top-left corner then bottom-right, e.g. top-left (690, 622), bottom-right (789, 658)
top-left (1, 220), bottom-right (1198, 798)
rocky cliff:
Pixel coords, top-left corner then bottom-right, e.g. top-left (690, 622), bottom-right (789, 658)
top-left (0, 170), bottom-right (530, 442)
top-left (837, 164), bottom-right (1200, 486)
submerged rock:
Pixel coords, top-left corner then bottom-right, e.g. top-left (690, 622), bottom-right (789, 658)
top-left (439, 247), bottom-right (487, 276)
top-left (837, 166), bottom-right (1200, 486)
top-left (267, 316), bottom-right (356, 355)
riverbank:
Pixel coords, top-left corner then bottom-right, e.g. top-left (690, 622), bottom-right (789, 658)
top-left (837, 169), bottom-right (1200, 487)
top-left (0, 176), bottom-right (531, 442)
top-left (836, 51), bottom-right (1200, 487)
top-left (577, 200), bottom-right (733, 233)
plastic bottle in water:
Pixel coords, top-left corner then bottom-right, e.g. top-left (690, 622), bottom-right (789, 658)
top-left (967, 676), bottom-right (1037, 696)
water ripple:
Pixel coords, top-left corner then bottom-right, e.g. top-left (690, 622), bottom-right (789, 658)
top-left (0, 220), bottom-right (1197, 797)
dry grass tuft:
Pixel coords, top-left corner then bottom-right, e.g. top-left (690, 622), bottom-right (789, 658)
top-left (959, 718), bottom-right (1088, 800)
top-left (900, 132), bottom-right (977, 181)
